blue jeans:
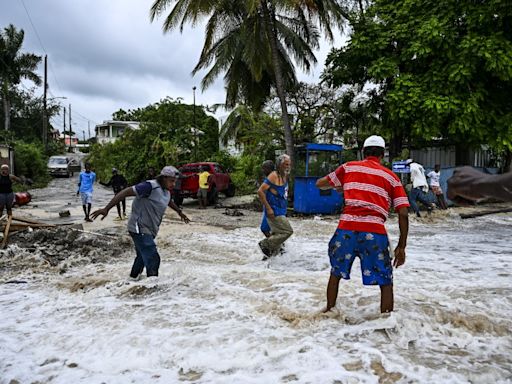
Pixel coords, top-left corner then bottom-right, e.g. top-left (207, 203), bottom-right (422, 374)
top-left (129, 232), bottom-right (160, 277)
top-left (409, 187), bottom-right (431, 214)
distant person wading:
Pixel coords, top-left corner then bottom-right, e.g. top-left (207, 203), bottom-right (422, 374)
top-left (0, 164), bottom-right (23, 217)
top-left (101, 168), bottom-right (128, 220)
top-left (77, 163), bottom-right (96, 222)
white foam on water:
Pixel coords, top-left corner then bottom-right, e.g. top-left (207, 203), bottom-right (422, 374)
top-left (0, 213), bottom-right (511, 383)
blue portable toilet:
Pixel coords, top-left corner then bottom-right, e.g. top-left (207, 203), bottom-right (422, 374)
top-left (293, 143), bottom-right (344, 214)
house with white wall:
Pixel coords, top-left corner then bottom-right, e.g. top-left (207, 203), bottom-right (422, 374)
top-left (95, 121), bottom-right (140, 144)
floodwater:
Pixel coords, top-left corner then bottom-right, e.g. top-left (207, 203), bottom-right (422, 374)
top-left (0, 177), bottom-right (511, 383)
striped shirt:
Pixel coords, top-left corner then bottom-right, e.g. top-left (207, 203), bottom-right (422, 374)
top-left (327, 157), bottom-right (410, 234)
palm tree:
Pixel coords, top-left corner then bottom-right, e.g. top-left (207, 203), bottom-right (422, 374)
top-left (255, 0), bottom-right (347, 159)
top-left (0, 24), bottom-right (42, 131)
top-left (150, 0), bottom-right (347, 161)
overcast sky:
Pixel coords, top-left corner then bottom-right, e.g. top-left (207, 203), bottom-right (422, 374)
top-left (1, 0), bottom-right (345, 137)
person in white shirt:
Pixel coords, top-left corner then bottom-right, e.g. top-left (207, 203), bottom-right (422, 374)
top-left (406, 159), bottom-right (434, 217)
top-left (427, 164), bottom-right (447, 209)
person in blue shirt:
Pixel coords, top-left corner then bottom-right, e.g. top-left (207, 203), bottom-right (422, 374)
top-left (257, 154), bottom-right (293, 260)
top-left (77, 162), bottom-right (96, 222)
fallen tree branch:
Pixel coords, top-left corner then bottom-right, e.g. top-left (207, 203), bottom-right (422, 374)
top-left (460, 208), bottom-right (512, 219)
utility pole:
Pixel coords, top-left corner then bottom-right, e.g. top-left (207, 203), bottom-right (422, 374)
top-left (63, 106), bottom-right (66, 150)
top-left (82, 130), bottom-right (85, 141)
top-left (68, 103), bottom-right (72, 152)
top-left (42, 55), bottom-right (48, 150)
top-left (193, 86), bottom-right (196, 159)
top-left (88, 121), bottom-right (91, 140)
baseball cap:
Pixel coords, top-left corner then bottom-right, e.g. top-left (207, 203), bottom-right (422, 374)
top-left (363, 135), bottom-right (385, 148)
top-left (159, 165), bottom-right (178, 177)
top-left (405, 159), bottom-right (414, 165)
top-left (112, 167), bottom-right (117, 172)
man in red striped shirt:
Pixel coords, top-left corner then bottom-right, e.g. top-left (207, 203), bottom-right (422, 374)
top-left (316, 135), bottom-right (409, 313)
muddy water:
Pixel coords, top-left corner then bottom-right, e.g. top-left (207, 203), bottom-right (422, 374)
top-left (0, 177), bottom-right (511, 383)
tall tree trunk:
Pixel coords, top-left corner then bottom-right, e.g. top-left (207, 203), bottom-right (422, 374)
top-left (503, 148), bottom-right (512, 173)
top-left (2, 83), bottom-right (10, 131)
top-left (389, 130), bottom-right (403, 162)
top-left (261, 1), bottom-right (294, 164)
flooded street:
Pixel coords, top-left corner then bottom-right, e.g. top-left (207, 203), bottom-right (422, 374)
top-left (0, 177), bottom-right (511, 383)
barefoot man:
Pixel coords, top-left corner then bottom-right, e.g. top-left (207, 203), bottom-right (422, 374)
top-left (316, 135), bottom-right (409, 313)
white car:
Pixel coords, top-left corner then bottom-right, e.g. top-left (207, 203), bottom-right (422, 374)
top-left (47, 156), bottom-right (74, 177)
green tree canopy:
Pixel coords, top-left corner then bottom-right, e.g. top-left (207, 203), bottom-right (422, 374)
top-left (0, 24), bottom-right (42, 132)
top-left (90, 97), bottom-right (220, 182)
top-left (150, 0), bottom-right (348, 162)
top-left (323, 0), bottom-right (512, 158)
top-left (220, 104), bottom-right (283, 158)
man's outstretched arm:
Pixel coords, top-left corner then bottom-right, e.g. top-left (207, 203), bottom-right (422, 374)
top-left (168, 200), bottom-right (190, 223)
top-left (91, 187), bottom-right (136, 220)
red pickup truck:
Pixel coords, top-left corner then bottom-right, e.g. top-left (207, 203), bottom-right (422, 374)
top-left (175, 162), bottom-right (235, 206)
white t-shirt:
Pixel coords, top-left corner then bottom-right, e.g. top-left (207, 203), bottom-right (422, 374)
top-left (427, 170), bottom-right (440, 187)
top-left (409, 162), bottom-right (428, 190)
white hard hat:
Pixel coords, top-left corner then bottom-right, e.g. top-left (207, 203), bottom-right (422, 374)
top-left (363, 135), bottom-right (385, 148)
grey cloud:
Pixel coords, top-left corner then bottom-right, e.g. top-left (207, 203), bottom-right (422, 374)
top-left (1, 0), bottom-right (339, 127)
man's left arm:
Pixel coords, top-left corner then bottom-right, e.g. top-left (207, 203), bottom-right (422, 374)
top-left (168, 200), bottom-right (190, 223)
top-left (316, 176), bottom-right (332, 190)
top-left (316, 165), bottom-right (345, 192)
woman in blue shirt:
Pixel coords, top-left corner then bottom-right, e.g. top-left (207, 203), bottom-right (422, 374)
top-left (257, 154), bottom-right (293, 260)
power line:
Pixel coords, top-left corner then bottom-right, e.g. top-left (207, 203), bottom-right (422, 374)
top-left (19, 0), bottom-right (46, 52)
top-left (19, 0), bottom-right (64, 95)
top-left (73, 109), bottom-right (99, 125)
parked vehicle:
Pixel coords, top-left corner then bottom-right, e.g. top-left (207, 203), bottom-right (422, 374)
top-left (47, 156), bottom-right (74, 177)
top-left (176, 162), bottom-right (235, 206)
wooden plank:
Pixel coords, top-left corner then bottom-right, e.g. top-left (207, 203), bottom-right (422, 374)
top-left (460, 208), bottom-right (512, 219)
top-left (11, 215), bottom-right (54, 226)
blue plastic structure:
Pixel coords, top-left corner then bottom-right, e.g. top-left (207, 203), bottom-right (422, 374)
top-left (293, 143), bottom-right (344, 214)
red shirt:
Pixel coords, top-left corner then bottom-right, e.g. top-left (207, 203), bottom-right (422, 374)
top-left (327, 157), bottom-right (410, 234)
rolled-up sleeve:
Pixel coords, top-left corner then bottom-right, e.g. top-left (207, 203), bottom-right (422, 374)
top-left (133, 181), bottom-right (153, 198)
top-left (327, 165), bottom-right (345, 188)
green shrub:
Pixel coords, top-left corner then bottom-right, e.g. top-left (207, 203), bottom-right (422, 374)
top-left (13, 141), bottom-right (49, 184)
top-left (46, 140), bottom-right (66, 157)
top-left (230, 154), bottom-right (264, 195)
top-left (207, 150), bottom-right (237, 172)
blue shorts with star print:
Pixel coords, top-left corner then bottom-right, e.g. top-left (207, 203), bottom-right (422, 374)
top-left (328, 229), bottom-right (393, 286)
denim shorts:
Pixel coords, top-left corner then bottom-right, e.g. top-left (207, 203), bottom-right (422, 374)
top-left (328, 229), bottom-right (393, 286)
top-left (0, 192), bottom-right (14, 207)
